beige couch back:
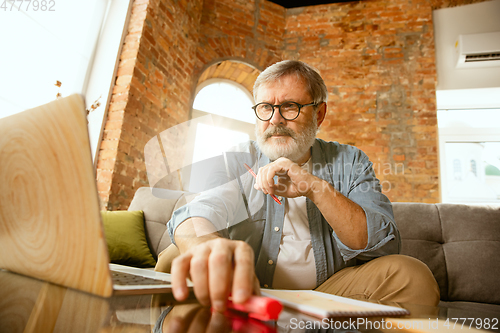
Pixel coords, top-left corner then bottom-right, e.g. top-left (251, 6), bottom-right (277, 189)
top-left (128, 187), bottom-right (196, 258)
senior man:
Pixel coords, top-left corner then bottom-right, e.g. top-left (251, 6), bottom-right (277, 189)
top-left (160, 60), bottom-right (439, 312)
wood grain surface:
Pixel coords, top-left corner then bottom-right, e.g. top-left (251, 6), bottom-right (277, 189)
top-left (0, 270), bottom-right (110, 332)
top-left (0, 94), bottom-right (113, 297)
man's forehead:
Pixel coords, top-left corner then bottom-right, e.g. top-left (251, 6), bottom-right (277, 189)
top-left (261, 74), bottom-right (304, 87)
top-left (256, 74), bottom-right (309, 100)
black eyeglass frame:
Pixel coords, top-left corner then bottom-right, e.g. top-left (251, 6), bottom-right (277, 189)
top-left (252, 101), bottom-right (318, 121)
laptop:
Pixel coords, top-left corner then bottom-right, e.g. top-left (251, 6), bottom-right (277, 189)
top-left (0, 94), bottom-right (191, 297)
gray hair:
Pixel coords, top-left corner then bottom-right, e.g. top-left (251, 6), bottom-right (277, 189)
top-left (253, 60), bottom-right (328, 105)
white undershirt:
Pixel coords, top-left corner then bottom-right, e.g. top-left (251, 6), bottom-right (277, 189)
top-left (272, 159), bottom-right (316, 290)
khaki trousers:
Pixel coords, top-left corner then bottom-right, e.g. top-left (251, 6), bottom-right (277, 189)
top-left (315, 254), bottom-right (440, 307)
top-left (155, 244), bottom-right (180, 274)
top-left (156, 245), bottom-right (440, 307)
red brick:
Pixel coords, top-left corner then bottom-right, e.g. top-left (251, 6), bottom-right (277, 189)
top-left (97, 0), bottom-right (452, 208)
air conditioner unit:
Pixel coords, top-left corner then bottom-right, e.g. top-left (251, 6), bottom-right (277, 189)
top-left (455, 31), bottom-right (500, 69)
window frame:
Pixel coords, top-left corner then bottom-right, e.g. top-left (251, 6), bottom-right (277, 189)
top-left (86, 0), bottom-right (134, 165)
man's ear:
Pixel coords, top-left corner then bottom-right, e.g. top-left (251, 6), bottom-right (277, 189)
top-left (316, 102), bottom-right (327, 127)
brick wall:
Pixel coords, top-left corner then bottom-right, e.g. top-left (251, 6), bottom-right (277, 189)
top-left (197, 61), bottom-right (261, 94)
top-left (97, 0), bottom-right (489, 209)
top-left (97, 0), bottom-right (204, 210)
top-left (193, 0), bottom-right (285, 82)
top-left (283, 0), bottom-right (440, 203)
top-left (97, 0), bottom-right (285, 210)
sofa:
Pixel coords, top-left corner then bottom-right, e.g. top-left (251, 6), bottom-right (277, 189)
top-left (392, 202), bottom-right (500, 318)
top-left (128, 187), bottom-right (500, 315)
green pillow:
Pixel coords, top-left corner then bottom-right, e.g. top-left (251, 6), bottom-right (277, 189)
top-left (101, 210), bottom-right (156, 268)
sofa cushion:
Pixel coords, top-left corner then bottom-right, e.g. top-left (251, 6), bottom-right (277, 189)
top-left (439, 301), bottom-right (500, 319)
top-left (101, 210), bottom-right (157, 268)
top-left (392, 203), bottom-right (448, 300)
top-left (128, 187), bottom-right (198, 258)
top-left (393, 202), bottom-right (500, 305)
top-left (438, 204), bottom-right (500, 305)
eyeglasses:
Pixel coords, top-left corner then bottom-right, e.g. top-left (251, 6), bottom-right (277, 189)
top-left (252, 101), bottom-right (317, 121)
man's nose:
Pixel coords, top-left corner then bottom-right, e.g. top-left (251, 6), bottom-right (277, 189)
top-left (269, 105), bottom-right (285, 125)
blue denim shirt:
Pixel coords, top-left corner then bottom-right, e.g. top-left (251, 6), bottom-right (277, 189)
top-left (168, 139), bottom-right (400, 288)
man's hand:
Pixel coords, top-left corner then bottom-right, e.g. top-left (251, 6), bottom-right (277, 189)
top-left (254, 157), bottom-right (318, 199)
top-left (253, 157), bottom-right (368, 250)
top-left (171, 235), bottom-right (260, 312)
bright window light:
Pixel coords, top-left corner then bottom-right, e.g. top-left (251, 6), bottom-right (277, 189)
top-left (437, 107), bottom-right (500, 203)
top-left (193, 81), bottom-right (256, 124)
top-left (437, 87), bottom-right (500, 203)
top-left (443, 142), bottom-right (500, 202)
top-left (188, 123), bottom-right (250, 193)
top-left (0, 0), bottom-right (108, 118)
top-left (192, 123), bottom-right (250, 164)
top-left (186, 80), bottom-right (256, 193)
top-left (437, 109), bottom-right (500, 128)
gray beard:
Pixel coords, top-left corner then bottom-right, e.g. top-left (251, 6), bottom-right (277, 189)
top-left (256, 117), bottom-right (318, 163)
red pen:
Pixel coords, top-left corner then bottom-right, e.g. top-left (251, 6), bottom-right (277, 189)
top-left (226, 296), bottom-right (283, 321)
top-left (243, 163), bottom-right (282, 205)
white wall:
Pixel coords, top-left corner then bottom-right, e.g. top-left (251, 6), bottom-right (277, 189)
top-left (433, 0), bottom-right (500, 90)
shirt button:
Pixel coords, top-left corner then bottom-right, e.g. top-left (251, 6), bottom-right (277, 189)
top-left (274, 227), bottom-right (280, 232)
top-left (278, 196), bottom-right (283, 201)
top-left (268, 260), bottom-right (274, 265)
top-left (264, 284), bottom-right (269, 288)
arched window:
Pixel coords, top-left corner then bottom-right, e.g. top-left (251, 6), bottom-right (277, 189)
top-left (186, 79), bottom-right (256, 192)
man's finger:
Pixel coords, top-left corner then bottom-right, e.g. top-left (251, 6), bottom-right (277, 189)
top-left (257, 166), bottom-right (276, 195)
top-left (231, 241), bottom-right (256, 304)
top-left (208, 239), bottom-right (233, 311)
top-left (189, 245), bottom-right (212, 306)
top-left (171, 253), bottom-right (193, 301)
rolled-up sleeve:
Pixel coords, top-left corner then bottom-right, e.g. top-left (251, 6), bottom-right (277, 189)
top-left (167, 146), bottom-right (259, 246)
top-left (331, 148), bottom-right (400, 262)
top-left (167, 178), bottom-right (247, 246)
